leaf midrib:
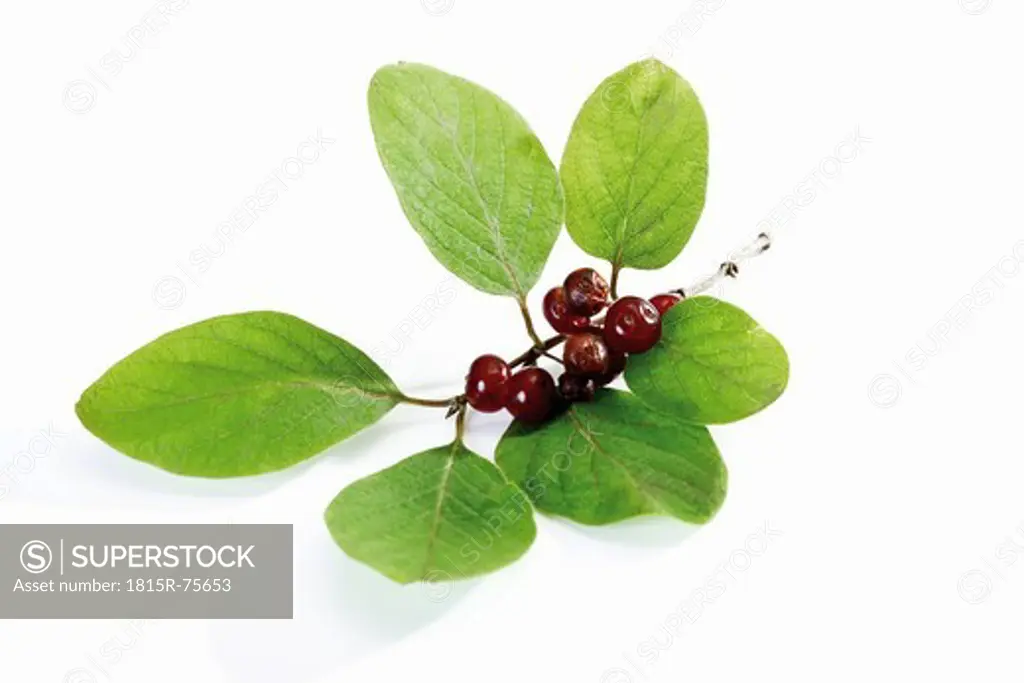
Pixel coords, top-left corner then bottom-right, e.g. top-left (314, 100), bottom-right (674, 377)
top-left (81, 378), bottom-right (400, 416)
top-left (421, 441), bottom-right (460, 578)
top-left (664, 335), bottom-right (785, 409)
top-left (565, 407), bottom-right (670, 515)
top-left (379, 73), bottom-right (527, 300)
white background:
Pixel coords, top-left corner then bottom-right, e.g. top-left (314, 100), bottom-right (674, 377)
top-left (3, 0), bottom-right (1023, 680)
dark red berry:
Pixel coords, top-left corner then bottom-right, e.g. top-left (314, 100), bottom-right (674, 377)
top-left (650, 293), bottom-right (683, 316)
top-left (603, 296), bottom-right (662, 354)
top-left (563, 268), bottom-right (610, 317)
top-left (563, 332), bottom-right (610, 377)
top-left (595, 350), bottom-right (628, 386)
top-left (465, 354), bottom-right (510, 413)
top-left (505, 368), bottom-right (556, 423)
top-left (542, 287), bottom-right (590, 335)
top-left (558, 373), bottom-right (596, 403)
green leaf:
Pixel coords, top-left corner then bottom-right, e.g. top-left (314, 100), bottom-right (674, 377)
top-left (368, 62), bottom-right (563, 298)
top-left (626, 297), bottom-right (789, 424)
top-left (560, 59), bottom-right (708, 270)
top-left (325, 441), bottom-right (536, 584)
top-left (76, 312), bottom-right (401, 477)
top-left (495, 390), bottom-right (726, 526)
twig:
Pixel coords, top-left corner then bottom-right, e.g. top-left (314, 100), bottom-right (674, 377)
top-left (407, 231), bottom-right (775, 418)
top-left (672, 232), bottom-right (772, 298)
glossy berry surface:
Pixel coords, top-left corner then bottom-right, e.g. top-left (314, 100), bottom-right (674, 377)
top-left (563, 332), bottom-right (610, 377)
top-left (542, 287), bottom-right (590, 335)
top-left (603, 296), bottom-right (662, 354)
top-left (650, 293), bottom-right (683, 316)
top-left (465, 354), bottom-right (510, 413)
top-left (558, 373), bottom-right (596, 403)
top-left (563, 268), bottom-right (610, 317)
top-left (595, 350), bottom-right (628, 386)
top-left (505, 368), bottom-right (556, 423)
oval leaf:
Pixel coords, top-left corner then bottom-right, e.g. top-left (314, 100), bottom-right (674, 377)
top-left (561, 59), bottom-right (708, 270)
top-left (626, 297), bottom-right (789, 424)
top-left (495, 390), bottom-right (726, 526)
top-left (325, 441), bottom-right (536, 584)
top-left (76, 312), bottom-right (401, 477)
top-left (369, 62), bottom-right (563, 297)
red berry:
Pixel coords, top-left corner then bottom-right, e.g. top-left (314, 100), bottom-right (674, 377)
top-left (505, 368), bottom-right (556, 423)
top-left (603, 296), bottom-right (662, 354)
top-left (563, 332), bottom-right (610, 377)
top-left (558, 373), bottom-right (596, 403)
top-left (543, 287), bottom-right (590, 335)
top-left (563, 268), bottom-right (610, 317)
top-left (650, 293), bottom-right (683, 316)
top-left (465, 355), bottom-right (510, 413)
top-left (595, 350), bottom-right (628, 386)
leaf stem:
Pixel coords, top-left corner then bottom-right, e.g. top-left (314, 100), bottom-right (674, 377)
top-left (454, 403), bottom-right (467, 441)
top-left (539, 351), bottom-right (564, 365)
top-left (509, 334), bottom-right (565, 369)
top-left (610, 263), bottom-right (621, 299)
top-left (516, 296), bottom-right (545, 349)
top-left (401, 394), bottom-right (460, 409)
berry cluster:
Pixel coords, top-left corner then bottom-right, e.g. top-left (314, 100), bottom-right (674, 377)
top-left (464, 268), bottom-right (684, 423)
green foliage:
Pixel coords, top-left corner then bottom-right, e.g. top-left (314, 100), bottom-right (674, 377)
top-left (76, 312), bottom-right (399, 477)
top-left (626, 297), bottom-right (789, 424)
top-left (495, 390), bottom-right (727, 525)
top-left (369, 62), bottom-right (563, 298)
top-left (77, 61), bottom-right (789, 586)
top-left (325, 441), bottom-right (536, 583)
top-left (561, 59), bottom-right (708, 271)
